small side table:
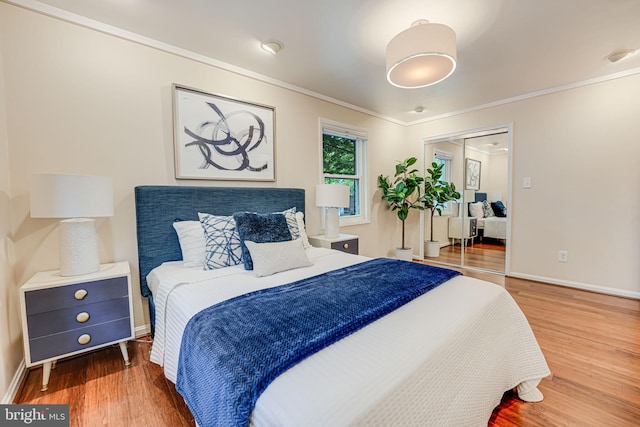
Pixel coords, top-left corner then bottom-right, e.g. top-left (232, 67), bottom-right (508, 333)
top-left (19, 262), bottom-right (134, 391)
top-left (308, 233), bottom-right (359, 255)
top-left (448, 217), bottom-right (478, 247)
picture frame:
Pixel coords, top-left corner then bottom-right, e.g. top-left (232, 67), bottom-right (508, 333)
top-left (465, 158), bottom-right (481, 190)
top-left (172, 84), bottom-right (276, 181)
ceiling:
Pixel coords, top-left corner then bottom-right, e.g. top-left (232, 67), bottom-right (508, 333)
top-left (13, 0), bottom-right (640, 124)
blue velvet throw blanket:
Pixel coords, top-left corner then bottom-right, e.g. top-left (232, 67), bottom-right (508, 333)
top-left (176, 258), bottom-right (460, 427)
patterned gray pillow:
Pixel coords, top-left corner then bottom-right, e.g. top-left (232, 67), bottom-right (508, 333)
top-left (482, 200), bottom-right (496, 218)
top-left (198, 213), bottom-right (243, 270)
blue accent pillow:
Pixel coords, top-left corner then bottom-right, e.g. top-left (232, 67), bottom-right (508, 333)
top-left (233, 212), bottom-right (292, 270)
top-left (491, 201), bottom-right (507, 217)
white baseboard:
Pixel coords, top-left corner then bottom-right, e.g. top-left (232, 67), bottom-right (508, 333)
top-left (135, 324), bottom-right (151, 337)
top-left (4, 325), bottom-right (152, 404)
top-left (508, 272), bottom-right (640, 299)
top-left (2, 359), bottom-right (26, 404)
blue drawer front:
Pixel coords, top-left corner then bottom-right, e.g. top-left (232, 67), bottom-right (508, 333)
top-left (27, 297), bottom-right (130, 339)
top-left (25, 276), bottom-right (128, 315)
top-left (29, 317), bottom-right (132, 363)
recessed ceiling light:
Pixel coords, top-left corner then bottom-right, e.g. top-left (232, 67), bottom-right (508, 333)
top-left (260, 40), bottom-right (283, 55)
top-left (605, 49), bottom-right (636, 63)
top-left (414, 106), bottom-right (427, 113)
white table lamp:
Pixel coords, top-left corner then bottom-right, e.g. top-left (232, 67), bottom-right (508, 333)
top-left (31, 174), bottom-right (114, 276)
top-left (315, 184), bottom-right (350, 239)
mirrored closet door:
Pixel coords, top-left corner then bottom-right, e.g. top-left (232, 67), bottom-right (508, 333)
top-left (423, 128), bottom-right (510, 273)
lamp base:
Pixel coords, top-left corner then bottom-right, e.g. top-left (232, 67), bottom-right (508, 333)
top-left (324, 207), bottom-right (340, 239)
top-left (59, 218), bottom-right (100, 276)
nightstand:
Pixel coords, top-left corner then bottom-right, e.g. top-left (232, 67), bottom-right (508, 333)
top-left (308, 233), bottom-right (359, 255)
top-left (19, 262), bottom-right (134, 391)
top-left (448, 217), bottom-right (478, 246)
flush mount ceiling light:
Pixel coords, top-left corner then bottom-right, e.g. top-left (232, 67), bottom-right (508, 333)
top-left (605, 48), bottom-right (636, 63)
top-left (260, 40), bottom-right (283, 55)
top-left (386, 20), bottom-right (457, 89)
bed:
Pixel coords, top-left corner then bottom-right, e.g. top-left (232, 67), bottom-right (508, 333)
top-left (470, 192), bottom-right (508, 241)
top-left (135, 185), bottom-right (550, 427)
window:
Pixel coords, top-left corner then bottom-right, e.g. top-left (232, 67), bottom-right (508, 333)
top-left (433, 149), bottom-right (455, 213)
top-left (433, 149), bottom-right (453, 182)
top-left (321, 120), bottom-right (368, 225)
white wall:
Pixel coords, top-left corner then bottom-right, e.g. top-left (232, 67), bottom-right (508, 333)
top-left (407, 74), bottom-right (640, 298)
top-left (0, 16), bottom-right (22, 400)
top-left (482, 151), bottom-right (508, 201)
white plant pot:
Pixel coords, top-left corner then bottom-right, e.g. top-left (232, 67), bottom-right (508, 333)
top-left (395, 247), bottom-right (414, 261)
top-left (425, 241), bottom-right (440, 258)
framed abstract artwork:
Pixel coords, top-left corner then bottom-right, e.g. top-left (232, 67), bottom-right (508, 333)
top-left (172, 84), bottom-right (276, 181)
top-left (465, 158), bottom-right (481, 190)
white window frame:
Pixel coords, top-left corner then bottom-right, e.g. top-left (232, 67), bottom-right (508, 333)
top-left (319, 119), bottom-right (369, 227)
top-left (433, 149), bottom-right (455, 214)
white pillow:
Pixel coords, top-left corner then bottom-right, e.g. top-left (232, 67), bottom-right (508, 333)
top-left (244, 239), bottom-right (313, 277)
top-left (172, 221), bottom-right (206, 268)
top-left (469, 202), bottom-right (485, 218)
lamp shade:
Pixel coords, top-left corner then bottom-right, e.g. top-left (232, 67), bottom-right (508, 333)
top-left (386, 20), bottom-right (457, 89)
top-left (31, 174), bottom-right (114, 276)
top-left (31, 174), bottom-right (114, 218)
top-left (315, 184), bottom-right (350, 208)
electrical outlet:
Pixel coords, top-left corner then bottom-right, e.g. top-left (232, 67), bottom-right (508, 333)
top-left (558, 250), bottom-right (568, 262)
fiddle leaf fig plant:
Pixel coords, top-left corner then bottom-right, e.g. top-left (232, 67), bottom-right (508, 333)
top-left (378, 157), bottom-right (425, 249)
top-left (422, 161), bottom-right (461, 242)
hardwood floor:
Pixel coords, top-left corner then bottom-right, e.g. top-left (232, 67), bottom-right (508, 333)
top-left (13, 276), bottom-right (640, 426)
top-left (430, 239), bottom-right (507, 272)
top-left (492, 277), bottom-right (640, 426)
top-left (14, 339), bottom-right (194, 426)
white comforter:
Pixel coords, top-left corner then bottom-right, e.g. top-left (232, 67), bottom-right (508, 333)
top-left (148, 247), bottom-right (549, 426)
top-left (478, 216), bottom-right (508, 239)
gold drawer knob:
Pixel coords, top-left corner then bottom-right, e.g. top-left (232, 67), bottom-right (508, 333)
top-left (343, 243), bottom-right (349, 249)
top-left (77, 334), bottom-right (91, 345)
top-left (76, 312), bottom-right (90, 323)
top-left (74, 289), bottom-right (88, 300)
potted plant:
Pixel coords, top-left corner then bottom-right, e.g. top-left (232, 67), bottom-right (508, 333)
top-left (422, 161), bottom-right (461, 257)
top-left (378, 157), bottom-right (425, 260)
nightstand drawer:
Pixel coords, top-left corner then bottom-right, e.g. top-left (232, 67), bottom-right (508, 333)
top-left (27, 297), bottom-right (130, 339)
top-left (331, 238), bottom-right (358, 255)
top-left (309, 234), bottom-right (359, 255)
top-left (29, 317), bottom-right (132, 363)
top-left (25, 276), bottom-right (128, 315)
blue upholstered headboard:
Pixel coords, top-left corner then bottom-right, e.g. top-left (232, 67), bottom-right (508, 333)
top-left (474, 192), bottom-right (487, 202)
top-left (134, 186), bottom-right (305, 298)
